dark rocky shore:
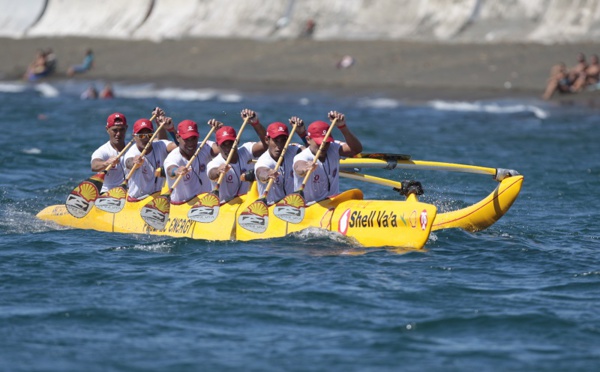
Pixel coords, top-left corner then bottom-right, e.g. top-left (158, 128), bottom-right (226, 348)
top-left (3, 37), bottom-right (600, 102)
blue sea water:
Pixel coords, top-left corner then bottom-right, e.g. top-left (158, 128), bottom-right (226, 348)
top-left (1, 81), bottom-right (599, 371)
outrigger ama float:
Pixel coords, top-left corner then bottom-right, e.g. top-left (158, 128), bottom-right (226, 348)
top-left (37, 152), bottom-right (523, 249)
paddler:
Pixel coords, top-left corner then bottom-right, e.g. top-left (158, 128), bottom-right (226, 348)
top-left (163, 119), bottom-right (222, 204)
top-left (206, 109), bottom-right (268, 202)
top-left (91, 112), bottom-right (129, 193)
top-left (123, 114), bottom-right (178, 201)
top-left (292, 111), bottom-right (363, 203)
top-left (254, 117), bottom-right (307, 204)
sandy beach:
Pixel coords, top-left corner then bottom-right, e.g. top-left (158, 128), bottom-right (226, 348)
top-left (3, 37), bottom-right (600, 101)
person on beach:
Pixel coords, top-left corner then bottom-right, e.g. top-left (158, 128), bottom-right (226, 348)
top-left (254, 117), bottom-right (308, 204)
top-left (542, 63), bottom-right (574, 100)
top-left (292, 111), bottom-right (363, 203)
top-left (164, 119), bottom-right (222, 204)
top-left (91, 112), bottom-right (129, 193)
top-left (24, 49), bottom-right (50, 81)
top-left (67, 49), bottom-right (94, 77)
top-left (123, 116), bottom-right (178, 201)
top-left (207, 109), bottom-right (268, 202)
top-left (572, 54), bottom-right (600, 92)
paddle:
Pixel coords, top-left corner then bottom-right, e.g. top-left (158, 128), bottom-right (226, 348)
top-left (238, 122), bottom-right (298, 233)
top-left (187, 117), bottom-right (251, 223)
top-left (273, 118), bottom-right (337, 224)
top-left (340, 170), bottom-right (403, 190)
top-left (140, 124), bottom-right (218, 230)
top-left (341, 153), bottom-right (519, 181)
top-left (65, 137), bottom-right (136, 218)
top-left (95, 114), bottom-right (166, 213)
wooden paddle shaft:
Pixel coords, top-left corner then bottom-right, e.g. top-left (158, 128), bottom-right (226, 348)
top-left (123, 113), bottom-right (163, 180)
top-left (170, 125), bottom-right (218, 191)
top-left (262, 123), bottom-right (299, 198)
top-left (102, 138), bottom-right (135, 173)
top-left (215, 117), bottom-right (250, 188)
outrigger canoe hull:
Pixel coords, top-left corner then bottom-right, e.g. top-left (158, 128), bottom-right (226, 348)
top-left (36, 175), bottom-right (523, 248)
top-left (37, 183), bottom-right (437, 249)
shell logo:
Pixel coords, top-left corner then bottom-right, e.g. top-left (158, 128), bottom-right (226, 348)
top-left (199, 193), bottom-right (219, 207)
top-left (106, 187), bottom-right (126, 199)
top-left (420, 209), bottom-right (428, 231)
top-left (247, 202), bottom-right (268, 217)
top-left (76, 182), bottom-right (99, 202)
top-left (152, 197), bottom-right (170, 214)
top-left (338, 209), bottom-right (351, 235)
top-left (282, 194), bottom-right (304, 207)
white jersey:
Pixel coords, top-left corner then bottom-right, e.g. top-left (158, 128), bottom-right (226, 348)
top-left (123, 140), bottom-right (171, 199)
top-left (163, 141), bottom-right (215, 203)
top-left (91, 141), bottom-right (127, 193)
top-left (293, 142), bottom-right (342, 203)
top-left (207, 142), bottom-right (255, 202)
top-left (254, 144), bottom-right (301, 204)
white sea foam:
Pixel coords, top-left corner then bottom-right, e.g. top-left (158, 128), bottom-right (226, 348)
top-left (429, 100), bottom-right (549, 119)
top-left (358, 98), bottom-right (400, 109)
top-left (34, 83), bottom-right (60, 98)
top-left (0, 82), bottom-right (27, 93)
top-left (22, 147), bottom-right (42, 155)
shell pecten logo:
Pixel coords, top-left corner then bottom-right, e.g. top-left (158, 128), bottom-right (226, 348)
top-left (282, 194), bottom-right (304, 207)
top-left (106, 187), bottom-right (126, 199)
top-left (199, 193), bottom-right (219, 207)
top-left (151, 197), bottom-right (170, 214)
top-left (247, 202), bottom-right (268, 217)
top-left (76, 182), bottom-right (99, 202)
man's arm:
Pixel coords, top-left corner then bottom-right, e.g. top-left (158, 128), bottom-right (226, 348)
top-left (329, 111), bottom-right (363, 157)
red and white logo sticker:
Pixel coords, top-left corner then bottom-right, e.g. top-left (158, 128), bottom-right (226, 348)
top-left (420, 209), bottom-right (428, 230)
top-left (338, 209), bottom-right (351, 235)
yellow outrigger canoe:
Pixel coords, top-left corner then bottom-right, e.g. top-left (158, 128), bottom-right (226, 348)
top-left (36, 155), bottom-right (523, 249)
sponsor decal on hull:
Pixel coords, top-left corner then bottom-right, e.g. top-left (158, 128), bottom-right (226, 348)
top-left (348, 210), bottom-right (399, 228)
top-left (274, 194), bottom-right (305, 224)
top-left (188, 193), bottom-right (220, 223)
top-left (95, 196), bottom-right (126, 213)
top-left (420, 209), bottom-right (428, 230)
top-left (65, 181), bottom-right (99, 218)
top-left (238, 202), bottom-right (269, 233)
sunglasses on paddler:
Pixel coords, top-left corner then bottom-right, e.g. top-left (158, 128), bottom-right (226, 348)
top-left (135, 133), bottom-right (152, 139)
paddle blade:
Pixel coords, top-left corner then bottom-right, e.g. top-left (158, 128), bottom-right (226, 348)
top-left (65, 172), bottom-right (105, 218)
top-left (238, 199), bottom-right (269, 233)
top-left (140, 194), bottom-right (171, 230)
top-left (188, 193), bottom-right (220, 223)
top-left (273, 192), bottom-right (306, 224)
top-left (94, 185), bottom-right (128, 213)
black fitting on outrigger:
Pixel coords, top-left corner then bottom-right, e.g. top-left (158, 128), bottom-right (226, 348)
top-left (395, 180), bottom-right (424, 197)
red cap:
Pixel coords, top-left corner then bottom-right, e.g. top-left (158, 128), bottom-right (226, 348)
top-left (216, 126), bottom-right (236, 145)
top-left (177, 120), bottom-right (199, 139)
top-left (307, 121), bottom-right (333, 145)
top-left (106, 112), bottom-right (127, 128)
top-left (133, 118), bottom-right (154, 134)
top-left (267, 122), bottom-right (289, 138)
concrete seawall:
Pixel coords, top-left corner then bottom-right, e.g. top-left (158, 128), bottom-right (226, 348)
top-left (3, 0), bottom-right (600, 44)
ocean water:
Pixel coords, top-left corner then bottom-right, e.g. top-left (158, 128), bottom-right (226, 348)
top-left (1, 80), bottom-right (599, 371)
